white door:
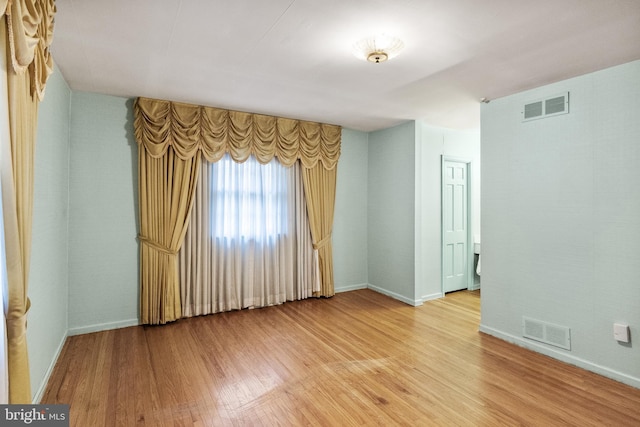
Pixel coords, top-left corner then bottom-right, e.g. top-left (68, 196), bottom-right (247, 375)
top-left (442, 160), bottom-right (469, 293)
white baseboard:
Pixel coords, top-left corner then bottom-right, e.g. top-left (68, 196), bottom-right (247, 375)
top-left (68, 318), bottom-right (140, 337)
top-left (368, 284), bottom-right (423, 307)
top-left (35, 319), bottom-right (138, 402)
top-left (479, 324), bottom-right (640, 390)
top-left (33, 331), bottom-right (67, 404)
top-left (334, 283), bottom-right (368, 293)
top-left (422, 292), bottom-right (443, 302)
top-left (335, 284), bottom-right (445, 306)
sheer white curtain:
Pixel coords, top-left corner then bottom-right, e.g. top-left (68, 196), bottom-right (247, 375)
top-left (179, 154), bottom-right (315, 317)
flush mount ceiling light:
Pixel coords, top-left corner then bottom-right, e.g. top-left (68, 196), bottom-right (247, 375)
top-left (353, 34), bottom-right (404, 63)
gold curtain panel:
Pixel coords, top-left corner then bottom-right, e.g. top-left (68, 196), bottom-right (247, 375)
top-left (1, 0), bottom-right (56, 403)
top-left (134, 97), bottom-right (341, 170)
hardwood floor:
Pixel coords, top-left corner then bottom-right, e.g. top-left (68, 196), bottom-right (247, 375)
top-left (42, 289), bottom-right (640, 426)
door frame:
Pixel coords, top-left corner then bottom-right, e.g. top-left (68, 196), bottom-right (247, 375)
top-left (441, 156), bottom-right (474, 295)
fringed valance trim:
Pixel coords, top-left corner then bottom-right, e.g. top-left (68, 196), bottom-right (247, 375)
top-left (134, 97), bottom-right (341, 170)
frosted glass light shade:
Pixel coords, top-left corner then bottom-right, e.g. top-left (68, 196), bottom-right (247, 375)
top-left (353, 34), bottom-right (404, 63)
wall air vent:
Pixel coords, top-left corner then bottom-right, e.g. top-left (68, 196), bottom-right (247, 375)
top-left (522, 317), bottom-right (571, 350)
top-left (524, 101), bottom-right (543, 120)
top-left (522, 92), bottom-right (569, 122)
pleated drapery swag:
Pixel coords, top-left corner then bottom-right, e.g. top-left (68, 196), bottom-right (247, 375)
top-left (134, 97), bottom-right (341, 325)
top-left (1, 0), bottom-right (56, 403)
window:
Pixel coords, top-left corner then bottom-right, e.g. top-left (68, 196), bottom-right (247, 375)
top-left (210, 154), bottom-right (289, 242)
top-left (179, 154), bottom-right (315, 316)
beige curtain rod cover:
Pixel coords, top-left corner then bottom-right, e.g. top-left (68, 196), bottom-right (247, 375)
top-left (3, 0), bottom-right (55, 100)
top-left (134, 97), bottom-right (341, 170)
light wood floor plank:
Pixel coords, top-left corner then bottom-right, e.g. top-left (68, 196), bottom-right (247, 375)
top-left (42, 289), bottom-right (640, 426)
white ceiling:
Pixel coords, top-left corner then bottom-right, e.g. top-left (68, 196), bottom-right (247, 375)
top-left (51, 0), bottom-right (640, 132)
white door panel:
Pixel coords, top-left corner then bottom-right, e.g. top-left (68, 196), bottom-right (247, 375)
top-left (443, 160), bottom-right (469, 293)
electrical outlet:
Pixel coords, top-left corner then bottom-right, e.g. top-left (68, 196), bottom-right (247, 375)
top-left (613, 323), bottom-right (630, 343)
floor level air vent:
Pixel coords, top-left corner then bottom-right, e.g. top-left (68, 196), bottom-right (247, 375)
top-left (523, 92), bottom-right (569, 122)
top-left (522, 317), bottom-right (571, 350)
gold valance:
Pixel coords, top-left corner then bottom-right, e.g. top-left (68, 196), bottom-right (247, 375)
top-left (134, 97), bottom-right (341, 170)
top-left (3, 0), bottom-right (56, 100)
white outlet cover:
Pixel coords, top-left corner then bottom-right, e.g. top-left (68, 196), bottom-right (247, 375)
top-left (613, 323), bottom-right (630, 343)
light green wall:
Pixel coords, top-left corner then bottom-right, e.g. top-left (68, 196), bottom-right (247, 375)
top-left (365, 121), bottom-right (480, 305)
top-left (29, 66), bottom-right (71, 401)
top-left (367, 122), bottom-right (417, 304)
top-left (481, 60), bottom-right (640, 388)
top-left (67, 94), bottom-right (138, 333)
top-left (333, 129), bottom-right (368, 291)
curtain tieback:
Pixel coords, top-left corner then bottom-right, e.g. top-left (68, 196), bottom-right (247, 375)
top-left (138, 235), bottom-right (178, 255)
top-left (6, 298), bottom-right (31, 340)
top-left (312, 235), bottom-right (331, 250)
